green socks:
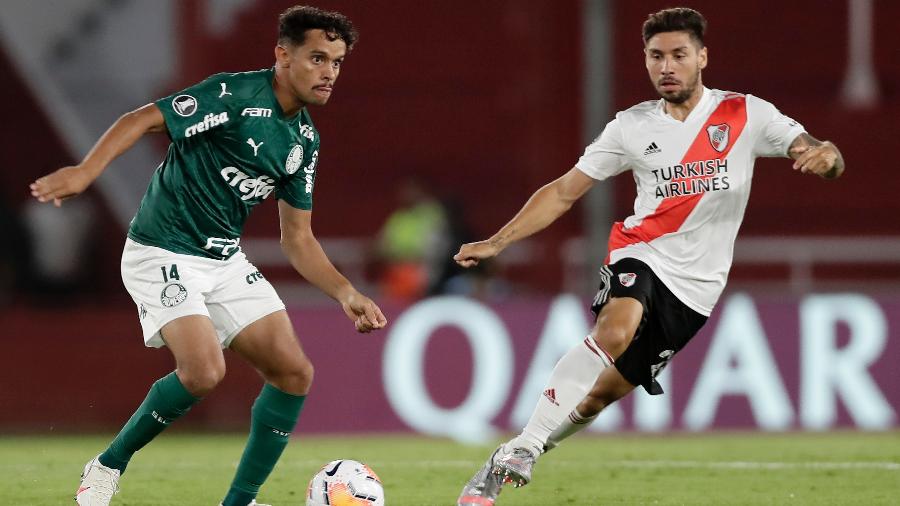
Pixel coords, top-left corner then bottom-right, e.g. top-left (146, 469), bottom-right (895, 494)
top-left (222, 384), bottom-right (306, 506)
top-left (94, 375), bottom-right (304, 505)
top-left (98, 372), bottom-right (198, 473)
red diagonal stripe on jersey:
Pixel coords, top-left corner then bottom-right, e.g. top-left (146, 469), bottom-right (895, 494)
top-left (606, 95), bottom-right (748, 260)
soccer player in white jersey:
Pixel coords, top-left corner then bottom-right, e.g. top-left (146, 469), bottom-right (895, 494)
top-left (456, 7), bottom-right (844, 505)
top-left (30, 6), bottom-right (386, 506)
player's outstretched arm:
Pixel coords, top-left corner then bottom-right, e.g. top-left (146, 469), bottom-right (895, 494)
top-left (454, 167), bottom-right (595, 268)
top-left (30, 103), bottom-right (167, 207)
top-left (788, 132), bottom-right (845, 180)
top-left (277, 200), bottom-right (387, 333)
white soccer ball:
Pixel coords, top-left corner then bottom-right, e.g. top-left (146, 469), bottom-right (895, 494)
top-left (306, 459), bottom-right (385, 506)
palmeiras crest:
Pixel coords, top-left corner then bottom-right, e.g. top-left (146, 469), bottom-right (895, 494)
top-left (706, 123), bottom-right (730, 152)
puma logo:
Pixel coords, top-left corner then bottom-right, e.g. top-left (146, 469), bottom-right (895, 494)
top-left (247, 138), bottom-right (264, 156)
top-left (219, 82), bottom-right (232, 98)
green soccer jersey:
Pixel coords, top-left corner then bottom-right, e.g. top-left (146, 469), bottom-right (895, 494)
top-left (128, 68), bottom-right (320, 260)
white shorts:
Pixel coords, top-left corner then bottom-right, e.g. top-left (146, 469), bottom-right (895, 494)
top-left (121, 238), bottom-right (285, 348)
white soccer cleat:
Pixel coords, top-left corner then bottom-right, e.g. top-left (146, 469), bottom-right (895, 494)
top-left (75, 455), bottom-right (120, 505)
top-left (492, 447), bottom-right (537, 488)
top-left (457, 446), bottom-right (508, 506)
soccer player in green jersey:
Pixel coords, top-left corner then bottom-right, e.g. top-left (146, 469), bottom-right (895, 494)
top-left (30, 6), bottom-right (386, 506)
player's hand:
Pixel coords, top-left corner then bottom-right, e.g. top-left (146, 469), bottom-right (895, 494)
top-left (340, 290), bottom-right (387, 333)
top-left (30, 165), bottom-right (94, 207)
top-left (790, 142), bottom-right (839, 177)
top-left (453, 240), bottom-right (501, 268)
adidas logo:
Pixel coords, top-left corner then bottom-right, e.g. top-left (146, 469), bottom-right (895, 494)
top-left (643, 141), bottom-right (661, 155)
top-left (543, 388), bottom-right (559, 406)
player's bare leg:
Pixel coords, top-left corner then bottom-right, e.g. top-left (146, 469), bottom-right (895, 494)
top-left (492, 298), bottom-right (642, 488)
top-left (221, 310), bottom-right (313, 506)
top-left (163, 315), bottom-right (228, 396)
top-left (229, 310), bottom-right (314, 395)
top-left (77, 316), bottom-right (220, 506)
top-left (573, 364), bottom-right (637, 419)
top-left (543, 298), bottom-right (641, 445)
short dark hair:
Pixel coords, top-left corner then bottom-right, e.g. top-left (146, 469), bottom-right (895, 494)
top-left (278, 5), bottom-right (358, 51)
top-left (642, 7), bottom-right (706, 47)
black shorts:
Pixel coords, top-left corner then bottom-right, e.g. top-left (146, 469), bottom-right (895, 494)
top-left (590, 257), bottom-right (707, 395)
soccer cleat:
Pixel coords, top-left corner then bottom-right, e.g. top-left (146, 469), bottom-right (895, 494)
top-left (491, 447), bottom-right (536, 488)
top-left (75, 455), bottom-right (120, 505)
top-left (457, 446), bottom-right (507, 506)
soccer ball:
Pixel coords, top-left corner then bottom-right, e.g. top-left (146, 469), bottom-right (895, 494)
top-left (306, 459), bottom-right (385, 506)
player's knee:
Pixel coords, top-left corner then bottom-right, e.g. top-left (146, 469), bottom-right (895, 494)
top-left (591, 324), bottom-right (634, 357)
top-left (267, 356), bottom-right (313, 395)
top-left (293, 357), bottom-right (314, 388)
top-left (178, 362), bottom-right (226, 397)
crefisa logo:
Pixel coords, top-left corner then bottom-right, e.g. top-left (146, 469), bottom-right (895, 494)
top-left (172, 95), bottom-right (198, 117)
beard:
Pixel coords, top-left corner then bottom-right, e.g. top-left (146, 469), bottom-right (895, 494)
top-left (657, 70), bottom-right (700, 104)
top-left (661, 86), bottom-right (695, 104)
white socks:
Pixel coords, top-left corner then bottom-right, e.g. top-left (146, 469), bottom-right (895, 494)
top-left (507, 337), bottom-right (612, 456)
top-left (546, 406), bottom-right (598, 450)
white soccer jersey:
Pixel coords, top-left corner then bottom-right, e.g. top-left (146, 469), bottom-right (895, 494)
top-left (576, 87), bottom-right (805, 315)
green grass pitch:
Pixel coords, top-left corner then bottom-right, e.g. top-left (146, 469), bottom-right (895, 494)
top-left (2, 431), bottom-right (897, 505)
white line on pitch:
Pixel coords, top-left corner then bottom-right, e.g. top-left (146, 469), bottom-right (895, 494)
top-left (383, 460), bottom-right (899, 471)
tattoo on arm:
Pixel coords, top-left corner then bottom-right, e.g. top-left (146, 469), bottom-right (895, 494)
top-left (789, 133), bottom-right (823, 157)
top-left (489, 230), bottom-right (512, 248)
top-left (790, 132), bottom-right (845, 178)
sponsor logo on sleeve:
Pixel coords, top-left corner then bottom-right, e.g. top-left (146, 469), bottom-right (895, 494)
top-left (304, 150), bottom-right (318, 193)
top-left (172, 95), bottom-right (198, 117)
top-left (285, 145), bottom-right (304, 174)
top-left (184, 112), bottom-right (229, 137)
top-left (298, 124), bottom-right (315, 141)
top-left (306, 150), bottom-right (318, 172)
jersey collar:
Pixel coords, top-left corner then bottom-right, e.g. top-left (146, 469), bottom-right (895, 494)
top-left (657, 86), bottom-right (711, 124)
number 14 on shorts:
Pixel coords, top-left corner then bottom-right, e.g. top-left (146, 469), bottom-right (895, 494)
top-left (160, 264), bottom-right (180, 282)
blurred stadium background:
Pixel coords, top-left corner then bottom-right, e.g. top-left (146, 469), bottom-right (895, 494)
top-left (0, 0), bottom-right (898, 449)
